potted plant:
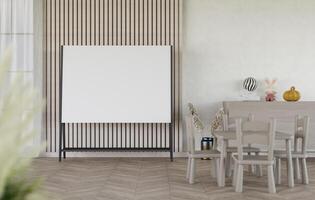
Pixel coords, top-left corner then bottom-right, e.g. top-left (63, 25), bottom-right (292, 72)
top-left (0, 50), bottom-right (44, 200)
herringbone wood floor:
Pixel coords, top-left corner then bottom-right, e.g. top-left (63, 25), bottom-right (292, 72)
top-left (28, 158), bottom-right (315, 200)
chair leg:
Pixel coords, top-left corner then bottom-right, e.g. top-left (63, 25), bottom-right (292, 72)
top-left (276, 158), bottom-right (281, 185)
top-left (254, 152), bottom-right (262, 176)
top-left (301, 158), bottom-right (309, 184)
top-left (274, 161), bottom-right (277, 183)
top-left (259, 165), bottom-right (263, 176)
top-left (186, 157), bottom-right (191, 179)
top-left (211, 158), bottom-right (217, 178)
top-left (247, 152), bottom-right (253, 174)
top-left (219, 155), bottom-right (225, 187)
top-left (215, 158), bottom-right (221, 186)
top-left (267, 165), bottom-right (276, 193)
top-left (230, 158), bottom-right (234, 177)
top-left (254, 165), bottom-right (258, 176)
top-left (294, 157), bottom-right (301, 180)
top-left (232, 162), bottom-right (238, 187)
top-left (286, 157), bottom-right (289, 175)
top-left (226, 152), bottom-right (232, 177)
top-left (189, 158), bottom-right (195, 184)
top-left (255, 165), bottom-right (263, 176)
top-left (235, 165), bottom-right (244, 193)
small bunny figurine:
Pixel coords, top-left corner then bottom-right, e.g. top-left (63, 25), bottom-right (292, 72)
top-left (265, 78), bottom-right (277, 101)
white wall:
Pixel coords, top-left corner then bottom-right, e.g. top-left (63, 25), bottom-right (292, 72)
top-left (182, 0), bottom-right (315, 124)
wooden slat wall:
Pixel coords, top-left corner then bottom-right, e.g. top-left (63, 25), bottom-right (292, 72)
top-left (44, 0), bottom-right (182, 153)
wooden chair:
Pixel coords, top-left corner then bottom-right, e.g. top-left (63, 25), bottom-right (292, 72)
top-left (232, 118), bottom-right (276, 193)
top-left (274, 116), bottom-right (310, 185)
top-left (222, 114), bottom-right (262, 177)
top-left (185, 115), bottom-right (221, 185)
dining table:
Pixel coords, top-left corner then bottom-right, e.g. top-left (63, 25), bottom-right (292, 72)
top-left (213, 130), bottom-right (295, 188)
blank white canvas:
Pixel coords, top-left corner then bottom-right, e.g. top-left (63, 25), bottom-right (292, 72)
top-left (61, 46), bottom-right (171, 123)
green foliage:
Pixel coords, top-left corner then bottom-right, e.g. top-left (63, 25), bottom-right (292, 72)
top-left (0, 49), bottom-right (44, 200)
top-left (1, 176), bottom-right (41, 200)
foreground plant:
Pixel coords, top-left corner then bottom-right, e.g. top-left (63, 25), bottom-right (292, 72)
top-left (0, 50), bottom-right (44, 200)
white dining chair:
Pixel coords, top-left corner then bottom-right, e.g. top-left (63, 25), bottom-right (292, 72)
top-left (185, 114), bottom-right (221, 185)
top-left (232, 118), bottom-right (276, 193)
top-left (222, 114), bottom-right (262, 177)
top-left (274, 115), bottom-right (310, 185)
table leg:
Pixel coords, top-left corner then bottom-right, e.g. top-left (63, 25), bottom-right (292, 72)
top-left (286, 139), bottom-right (294, 187)
top-left (218, 138), bottom-right (227, 187)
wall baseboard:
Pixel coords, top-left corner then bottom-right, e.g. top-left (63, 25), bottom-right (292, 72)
top-left (39, 151), bottom-right (315, 158)
top-left (39, 152), bottom-right (188, 158)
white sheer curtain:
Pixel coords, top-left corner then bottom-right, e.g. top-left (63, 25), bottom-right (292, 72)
top-left (0, 0), bottom-right (34, 83)
top-left (0, 0), bottom-right (37, 150)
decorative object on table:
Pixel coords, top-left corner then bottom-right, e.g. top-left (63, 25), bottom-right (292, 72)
top-left (283, 86), bottom-right (300, 101)
top-left (240, 77), bottom-right (260, 101)
top-left (264, 78), bottom-right (277, 101)
top-left (200, 137), bottom-right (214, 160)
top-left (0, 50), bottom-right (44, 200)
top-left (243, 77), bottom-right (257, 92)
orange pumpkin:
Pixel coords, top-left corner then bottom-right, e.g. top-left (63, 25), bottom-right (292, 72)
top-left (283, 87), bottom-right (300, 101)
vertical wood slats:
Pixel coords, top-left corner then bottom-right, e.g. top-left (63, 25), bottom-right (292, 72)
top-left (44, 0), bottom-right (181, 153)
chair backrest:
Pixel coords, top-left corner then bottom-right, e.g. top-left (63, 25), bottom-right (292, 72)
top-left (223, 113), bottom-right (254, 131)
top-left (235, 118), bottom-right (276, 161)
top-left (294, 115), bottom-right (310, 154)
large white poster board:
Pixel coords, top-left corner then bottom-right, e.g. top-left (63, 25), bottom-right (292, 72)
top-left (61, 46), bottom-right (171, 123)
